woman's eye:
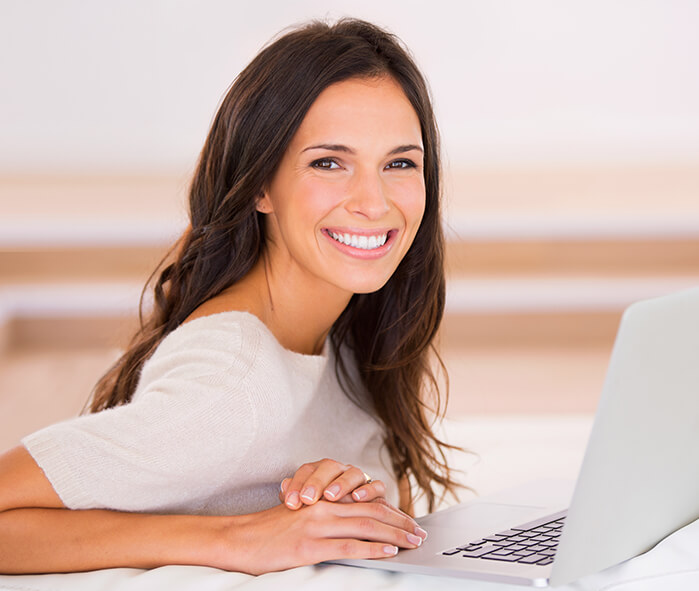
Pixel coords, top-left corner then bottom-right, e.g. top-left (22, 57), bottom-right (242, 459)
top-left (311, 158), bottom-right (340, 170)
top-left (386, 159), bottom-right (417, 170)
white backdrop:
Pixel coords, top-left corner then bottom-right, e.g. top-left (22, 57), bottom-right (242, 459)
top-left (1, 0), bottom-right (699, 175)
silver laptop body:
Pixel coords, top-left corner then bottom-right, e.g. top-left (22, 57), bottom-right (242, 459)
top-left (333, 287), bottom-right (699, 586)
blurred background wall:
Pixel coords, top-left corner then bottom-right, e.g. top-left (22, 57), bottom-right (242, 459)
top-left (1, 0), bottom-right (699, 447)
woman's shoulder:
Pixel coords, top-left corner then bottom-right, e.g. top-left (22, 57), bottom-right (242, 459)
top-left (132, 311), bottom-right (271, 398)
top-left (164, 309), bottom-right (266, 350)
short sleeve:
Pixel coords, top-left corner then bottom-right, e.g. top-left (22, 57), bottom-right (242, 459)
top-left (22, 316), bottom-right (261, 514)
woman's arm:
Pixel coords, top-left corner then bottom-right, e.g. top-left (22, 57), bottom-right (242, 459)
top-left (0, 446), bottom-right (423, 575)
top-left (0, 446), bottom-right (222, 573)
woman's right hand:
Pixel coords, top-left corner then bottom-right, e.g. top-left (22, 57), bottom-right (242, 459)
top-left (279, 458), bottom-right (386, 509)
top-left (219, 498), bottom-right (426, 575)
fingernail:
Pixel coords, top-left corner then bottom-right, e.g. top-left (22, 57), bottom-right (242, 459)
top-left (285, 491), bottom-right (300, 508)
top-left (324, 484), bottom-right (341, 500)
top-left (383, 545), bottom-right (398, 556)
top-left (280, 478), bottom-right (289, 493)
top-left (352, 488), bottom-right (368, 501)
top-left (300, 486), bottom-right (315, 502)
top-left (407, 533), bottom-right (422, 547)
top-left (415, 526), bottom-right (428, 539)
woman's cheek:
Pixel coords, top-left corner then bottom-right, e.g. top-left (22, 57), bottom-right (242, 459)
top-left (305, 182), bottom-right (347, 215)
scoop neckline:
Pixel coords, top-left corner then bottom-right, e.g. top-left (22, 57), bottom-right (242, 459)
top-left (181, 309), bottom-right (330, 361)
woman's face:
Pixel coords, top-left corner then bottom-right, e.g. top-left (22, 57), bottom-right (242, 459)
top-left (257, 75), bottom-right (426, 296)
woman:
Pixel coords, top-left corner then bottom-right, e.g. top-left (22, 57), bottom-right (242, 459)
top-left (0, 18), bottom-right (460, 574)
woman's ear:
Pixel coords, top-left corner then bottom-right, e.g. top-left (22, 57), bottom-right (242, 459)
top-left (256, 191), bottom-right (273, 214)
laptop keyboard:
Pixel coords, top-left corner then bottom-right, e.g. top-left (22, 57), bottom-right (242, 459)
top-left (441, 510), bottom-right (567, 566)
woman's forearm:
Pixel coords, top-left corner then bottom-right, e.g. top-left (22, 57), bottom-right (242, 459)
top-left (0, 498), bottom-right (425, 575)
top-left (0, 507), bottom-right (232, 574)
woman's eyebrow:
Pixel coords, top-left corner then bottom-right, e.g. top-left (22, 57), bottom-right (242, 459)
top-left (302, 143), bottom-right (355, 154)
top-left (301, 143), bottom-right (423, 155)
top-left (388, 144), bottom-right (423, 156)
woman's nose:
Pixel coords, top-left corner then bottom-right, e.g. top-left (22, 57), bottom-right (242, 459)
top-left (345, 169), bottom-right (390, 219)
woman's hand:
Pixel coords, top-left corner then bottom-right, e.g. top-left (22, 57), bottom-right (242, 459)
top-left (279, 458), bottom-right (386, 509)
top-left (227, 499), bottom-right (426, 574)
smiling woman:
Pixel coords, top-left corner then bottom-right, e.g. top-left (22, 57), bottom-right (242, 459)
top-left (0, 18), bottom-right (460, 575)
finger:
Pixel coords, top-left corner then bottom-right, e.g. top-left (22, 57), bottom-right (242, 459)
top-left (321, 465), bottom-right (373, 502)
top-left (332, 499), bottom-right (426, 541)
top-left (278, 478), bottom-right (291, 503)
top-left (350, 479), bottom-right (386, 502)
top-left (317, 513), bottom-right (424, 550)
top-left (370, 497), bottom-right (423, 533)
top-left (311, 538), bottom-right (401, 563)
top-left (284, 463), bottom-right (317, 509)
top-left (295, 459), bottom-right (349, 506)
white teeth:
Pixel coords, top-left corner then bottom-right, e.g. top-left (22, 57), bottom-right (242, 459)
top-left (329, 231), bottom-right (388, 250)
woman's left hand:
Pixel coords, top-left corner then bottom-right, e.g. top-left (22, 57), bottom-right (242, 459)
top-left (279, 458), bottom-right (386, 510)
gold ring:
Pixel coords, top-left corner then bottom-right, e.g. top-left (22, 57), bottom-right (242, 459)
top-left (363, 472), bottom-right (374, 485)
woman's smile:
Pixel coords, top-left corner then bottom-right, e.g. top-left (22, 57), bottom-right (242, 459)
top-left (322, 227), bottom-right (397, 259)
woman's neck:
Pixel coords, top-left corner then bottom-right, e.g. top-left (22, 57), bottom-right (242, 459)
top-left (256, 253), bottom-right (352, 355)
top-left (194, 256), bottom-right (351, 356)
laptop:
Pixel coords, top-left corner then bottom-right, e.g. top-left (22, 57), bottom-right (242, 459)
top-left (332, 287), bottom-right (699, 586)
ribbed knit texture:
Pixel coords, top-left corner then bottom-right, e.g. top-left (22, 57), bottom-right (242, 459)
top-left (23, 311), bottom-right (398, 515)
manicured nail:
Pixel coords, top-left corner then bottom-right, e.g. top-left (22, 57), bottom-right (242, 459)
top-left (352, 488), bottom-right (368, 501)
top-left (300, 486), bottom-right (315, 502)
top-left (383, 545), bottom-right (398, 555)
top-left (280, 478), bottom-right (289, 493)
top-left (415, 526), bottom-right (428, 539)
top-left (407, 533), bottom-right (422, 547)
top-left (324, 484), bottom-right (341, 500)
top-left (285, 491), bottom-right (300, 508)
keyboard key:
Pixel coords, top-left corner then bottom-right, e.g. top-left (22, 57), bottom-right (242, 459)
top-left (441, 548), bottom-right (462, 556)
top-left (497, 529), bottom-right (524, 536)
top-left (527, 545), bottom-right (549, 553)
top-left (512, 550), bottom-right (536, 557)
top-left (483, 534), bottom-right (509, 542)
top-left (519, 531), bottom-right (542, 538)
top-left (459, 544), bottom-right (501, 558)
top-left (517, 554), bottom-right (551, 564)
top-left (489, 548), bottom-right (515, 556)
top-left (518, 539), bottom-right (542, 547)
top-left (480, 553), bottom-right (522, 562)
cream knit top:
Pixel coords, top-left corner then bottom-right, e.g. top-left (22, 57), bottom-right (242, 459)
top-left (22, 311), bottom-right (398, 515)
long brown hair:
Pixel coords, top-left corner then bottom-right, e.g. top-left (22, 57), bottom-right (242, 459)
top-left (89, 18), bottom-right (461, 510)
